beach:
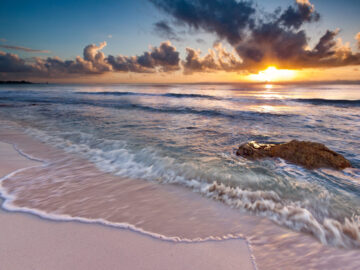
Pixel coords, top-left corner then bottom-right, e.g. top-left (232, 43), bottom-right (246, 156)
top-left (0, 140), bottom-right (255, 270)
top-left (0, 83), bottom-right (360, 269)
top-left (2, 0), bottom-right (360, 267)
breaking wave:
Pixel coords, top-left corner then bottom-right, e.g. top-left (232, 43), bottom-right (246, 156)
top-left (22, 128), bottom-right (360, 249)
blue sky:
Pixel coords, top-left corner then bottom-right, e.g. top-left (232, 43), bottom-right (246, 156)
top-left (1, 0), bottom-right (359, 59)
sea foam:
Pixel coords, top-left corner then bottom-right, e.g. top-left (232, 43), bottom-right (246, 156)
top-left (21, 127), bottom-right (360, 248)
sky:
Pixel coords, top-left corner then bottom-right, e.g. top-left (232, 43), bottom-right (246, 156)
top-left (0, 0), bottom-right (360, 83)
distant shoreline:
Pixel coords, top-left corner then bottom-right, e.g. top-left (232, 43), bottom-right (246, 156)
top-left (0, 80), bottom-right (34, 84)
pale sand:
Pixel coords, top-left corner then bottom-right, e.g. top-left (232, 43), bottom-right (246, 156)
top-left (0, 141), bottom-right (254, 270)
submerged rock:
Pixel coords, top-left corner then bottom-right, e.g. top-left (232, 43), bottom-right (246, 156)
top-left (236, 140), bottom-right (352, 170)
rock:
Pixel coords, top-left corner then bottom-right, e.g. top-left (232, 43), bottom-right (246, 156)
top-left (236, 140), bottom-right (352, 170)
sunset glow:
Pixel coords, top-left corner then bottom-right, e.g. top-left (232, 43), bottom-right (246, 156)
top-left (247, 67), bottom-right (296, 82)
top-left (1, 1), bottom-right (360, 268)
top-left (0, 0), bottom-right (359, 83)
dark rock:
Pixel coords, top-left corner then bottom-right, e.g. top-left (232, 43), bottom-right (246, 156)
top-left (236, 140), bottom-right (352, 170)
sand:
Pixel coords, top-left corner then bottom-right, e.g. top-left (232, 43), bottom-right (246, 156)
top-left (0, 141), bottom-right (254, 270)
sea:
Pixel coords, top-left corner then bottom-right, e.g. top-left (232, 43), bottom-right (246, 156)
top-left (0, 83), bottom-right (360, 268)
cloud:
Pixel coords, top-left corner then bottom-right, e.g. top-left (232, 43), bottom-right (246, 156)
top-left (183, 48), bottom-right (218, 74)
top-left (82, 42), bottom-right (112, 72)
top-left (234, 22), bottom-right (310, 69)
top-left (312, 30), bottom-right (338, 58)
top-left (183, 43), bottom-right (242, 74)
top-left (0, 38), bottom-right (7, 42)
top-left (153, 20), bottom-right (181, 41)
top-left (151, 0), bottom-right (360, 72)
top-left (278, 0), bottom-right (320, 29)
top-left (234, 25), bottom-right (360, 70)
top-left (150, 0), bottom-right (255, 45)
top-left (288, 30), bottom-right (360, 69)
top-left (0, 41), bottom-right (181, 77)
top-left (108, 41), bottom-right (180, 73)
top-left (356, 32), bottom-right (360, 50)
top-left (0, 44), bottom-right (50, 53)
top-left (0, 51), bottom-right (34, 73)
top-left (28, 42), bottom-right (113, 75)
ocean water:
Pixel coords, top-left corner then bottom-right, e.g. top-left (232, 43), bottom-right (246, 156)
top-left (0, 83), bottom-right (360, 251)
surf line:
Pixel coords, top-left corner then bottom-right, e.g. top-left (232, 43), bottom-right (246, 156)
top-left (0, 141), bottom-right (259, 270)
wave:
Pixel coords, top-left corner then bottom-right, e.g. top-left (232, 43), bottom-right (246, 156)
top-left (23, 128), bottom-right (360, 249)
top-left (205, 182), bottom-right (360, 248)
top-left (75, 91), bottom-right (285, 104)
top-left (293, 98), bottom-right (360, 107)
top-left (116, 103), bottom-right (290, 119)
top-left (76, 91), bottom-right (154, 97)
top-left (0, 165), bottom-right (248, 243)
top-left (163, 93), bottom-right (221, 100)
top-left (0, 95), bottom-right (291, 119)
top-left (76, 91), bottom-right (221, 100)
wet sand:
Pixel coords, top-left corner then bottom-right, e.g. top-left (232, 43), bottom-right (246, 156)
top-left (0, 141), bottom-right (254, 270)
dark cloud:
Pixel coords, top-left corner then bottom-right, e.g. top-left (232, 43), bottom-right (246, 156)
top-left (150, 0), bottom-right (256, 45)
top-left (38, 56), bottom-right (106, 75)
top-left (0, 44), bottom-right (50, 53)
top-left (0, 41), bottom-right (181, 77)
top-left (108, 41), bottom-right (180, 73)
top-left (107, 55), bottom-right (151, 73)
top-left (311, 30), bottom-right (338, 58)
top-left (0, 51), bottom-right (34, 73)
top-left (183, 48), bottom-right (218, 74)
top-left (278, 0), bottom-right (320, 29)
top-left (234, 22), bottom-right (309, 69)
top-left (153, 20), bottom-right (181, 41)
top-left (147, 41), bottom-right (181, 71)
top-left (151, 0), bottom-right (360, 72)
top-left (299, 30), bottom-right (360, 68)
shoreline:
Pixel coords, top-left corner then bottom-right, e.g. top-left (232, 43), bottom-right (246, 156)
top-left (0, 204), bottom-right (255, 270)
top-left (0, 141), bottom-right (256, 270)
top-left (1, 123), bottom-right (360, 269)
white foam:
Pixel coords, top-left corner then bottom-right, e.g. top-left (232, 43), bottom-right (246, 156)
top-left (0, 141), bottom-right (259, 270)
top-left (18, 128), bottom-right (360, 248)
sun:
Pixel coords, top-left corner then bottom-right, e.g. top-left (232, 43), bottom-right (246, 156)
top-left (248, 66), bottom-right (296, 82)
